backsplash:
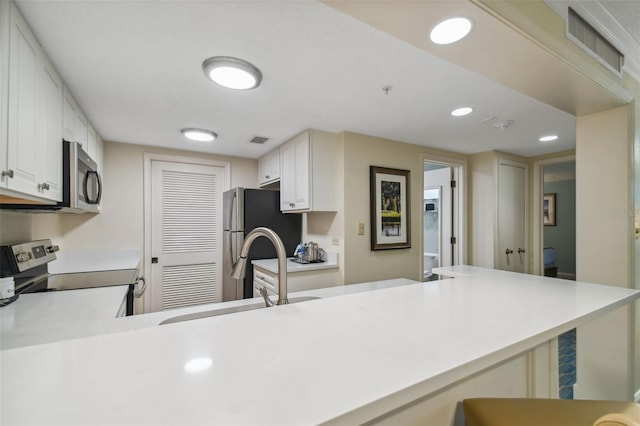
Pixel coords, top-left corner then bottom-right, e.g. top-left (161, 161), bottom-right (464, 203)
top-left (0, 211), bottom-right (33, 244)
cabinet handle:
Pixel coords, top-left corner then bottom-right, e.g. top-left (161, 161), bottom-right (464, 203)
top-left (517, 248), bottom-right (525, 254)
top-left (38, 182), bottom-right (50, 191)
top-left (265, 175), bottom-right (270, 179)
top-left (289, 203), bottom-right (295, 208)
top-left (1, 170), bottom-right (14, 178)
top-left (505, 248), bottom-right (513, 255)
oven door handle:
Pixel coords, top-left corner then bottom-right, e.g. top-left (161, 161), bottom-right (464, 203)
top-left (133, 275), bottom-right (146, 298)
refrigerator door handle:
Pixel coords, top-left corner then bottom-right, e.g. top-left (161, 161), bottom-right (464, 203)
top-left (229, 231), bottom-right (237, 268)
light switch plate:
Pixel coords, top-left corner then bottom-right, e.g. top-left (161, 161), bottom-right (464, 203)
top-left (357, 222), bottom-right (365, 235)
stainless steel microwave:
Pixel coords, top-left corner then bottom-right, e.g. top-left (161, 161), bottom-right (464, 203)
top-left (0, 140), bottom-right (102, 213)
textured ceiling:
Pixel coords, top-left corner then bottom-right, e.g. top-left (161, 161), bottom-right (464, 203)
top-left (599, 0), bottom-right (640, 44)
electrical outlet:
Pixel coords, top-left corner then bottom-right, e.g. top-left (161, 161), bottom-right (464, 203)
top-left (332, 237), bottom-right (339, 245)
top-left (357, 222), bottom-right (365, 236)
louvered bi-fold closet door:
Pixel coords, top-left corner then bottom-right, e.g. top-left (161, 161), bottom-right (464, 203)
top-left (150, 161), bottom-right (225, 312)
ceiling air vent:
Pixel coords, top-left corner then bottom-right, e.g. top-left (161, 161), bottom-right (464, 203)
top-left (567, 7), bottom-right (624, 77)
top-left (249, 136), bottom-right (269, 144)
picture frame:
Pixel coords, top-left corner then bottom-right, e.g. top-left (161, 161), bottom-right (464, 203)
top-left (370, 166), bottom-right (411, 250)
top-left (543, 193), bottom-right (556, 226)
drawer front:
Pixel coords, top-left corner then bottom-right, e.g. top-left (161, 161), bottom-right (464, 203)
top-left (253, 269), bottom-right (277, 294)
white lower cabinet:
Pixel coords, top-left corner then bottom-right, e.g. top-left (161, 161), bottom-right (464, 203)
top-left (1, 2), bottom-right (62, 202)
top-left (279, 129), bottom-right (338, 212)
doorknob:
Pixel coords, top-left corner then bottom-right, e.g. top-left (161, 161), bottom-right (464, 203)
top-left (518, 248), bottom-right (525, 254)
top-left (505, 248), bottom-right (513, 255)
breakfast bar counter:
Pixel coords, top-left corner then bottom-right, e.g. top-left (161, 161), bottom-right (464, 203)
top-left (1, 266), bottom-right (638, 425)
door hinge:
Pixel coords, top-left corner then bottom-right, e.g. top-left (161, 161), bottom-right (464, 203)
top-left (151, 257), bottom-right (158, 264)
top-left (451, 180), bottom-right (457, 188)
top-left (451, 237), bottom-right (457, 244)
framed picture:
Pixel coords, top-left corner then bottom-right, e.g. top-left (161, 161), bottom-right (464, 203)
top-left (543, 193), bottom-right (556, 226)
top-left (370, 166), bottom-right (411, 250)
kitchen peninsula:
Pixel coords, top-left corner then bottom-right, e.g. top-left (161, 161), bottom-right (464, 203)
top-left (1, 266), bottom-right (638, 425)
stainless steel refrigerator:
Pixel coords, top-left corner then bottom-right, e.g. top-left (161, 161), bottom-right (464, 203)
top-left (222, 188), bottom-right (302, 301)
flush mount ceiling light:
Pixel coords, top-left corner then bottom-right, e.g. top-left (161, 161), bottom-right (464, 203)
top-left (202, 56), bottom-right (262, 90)
top-left (451, 107), bottom-right (473, 117)
top-left (539, 135), bottom-right (559, 142)
top-left (181, 128), bottom-right (217, 142)
top-left (430, 17), bottom-right (473, 45)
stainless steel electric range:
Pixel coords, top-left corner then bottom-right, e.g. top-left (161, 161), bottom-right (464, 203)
top-left (0, 239), bottom-right (143, 315)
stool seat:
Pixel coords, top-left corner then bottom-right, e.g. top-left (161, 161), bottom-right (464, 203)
top-left (463, 398), bottom-right (640, 426)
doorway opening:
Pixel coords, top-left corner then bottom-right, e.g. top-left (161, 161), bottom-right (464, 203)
top-left (422, 157), bottom-right (465, 280)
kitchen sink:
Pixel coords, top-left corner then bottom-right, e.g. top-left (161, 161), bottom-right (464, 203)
top-left (159, 296), bottom-right (321, 325)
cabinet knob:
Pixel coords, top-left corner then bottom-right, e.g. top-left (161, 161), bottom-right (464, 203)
top-left (38, 182), bottom-right (50, 191)
top-left (265, 175), bottom-right (270, 179)
top-left (1, 169), bottom-right (14, 178)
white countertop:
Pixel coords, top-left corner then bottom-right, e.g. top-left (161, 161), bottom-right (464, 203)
top-left (47, 248), bottom-right (141, 274)
top-left (1, 267), bottom-right (638, 425)
top-left (0, 286), bottom-right (129, 349)
top-left (252, 251), bottom-right (338, 273)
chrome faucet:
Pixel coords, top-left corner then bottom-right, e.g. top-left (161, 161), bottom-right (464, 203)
top-left (230, 227), bottom-right (289, 306)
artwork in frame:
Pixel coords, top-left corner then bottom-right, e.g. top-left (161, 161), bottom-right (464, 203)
top-left (369, 166), bottom-right (411, 250)
top-left (543, 193), bottom-right (556, 226)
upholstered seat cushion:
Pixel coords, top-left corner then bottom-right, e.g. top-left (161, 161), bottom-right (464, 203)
top-left (463, 398), bottom-right (640, 426)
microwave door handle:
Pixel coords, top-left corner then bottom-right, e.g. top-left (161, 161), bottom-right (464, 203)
top-left (83, 171), bottom-right (101, 205)
top-left (94, 171), bottom-right (102, 204)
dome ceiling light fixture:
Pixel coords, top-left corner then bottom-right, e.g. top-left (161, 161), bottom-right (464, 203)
top-left (202, 56), bottom-right (262, 90)
top-left (181, 128), bottom-right (217, 142)
top-left (539, 135), bottom-right (559, 142)
top-left (451, 107), bottom-right (473, 117)
top-left (430, 17), bottom-right (473, 45)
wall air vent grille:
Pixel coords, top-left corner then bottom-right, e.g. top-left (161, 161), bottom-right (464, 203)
top-left (567, 7), bottom-right (624, 77)
top-left (249, 136), bottom-right (269, 144)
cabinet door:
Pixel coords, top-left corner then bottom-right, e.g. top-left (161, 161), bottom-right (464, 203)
top-left (497, 162), bottom-right (527, 272)
top-left (279, 141), bottom-right (296, 211)
top-left (36, 58), bottom-right (63, 201)
top-left (87, 124), bottom-right (97, 161)
top-left (62, 88), bottom-right (78, 141)
top-left (292, 134), bottom-right (310, 210)
top-left (6, 4), bottom-right (39, 196)
top-left (268, 149), bottom-right (280, 181)
top-left (76, 110), bottom-right (88, 150)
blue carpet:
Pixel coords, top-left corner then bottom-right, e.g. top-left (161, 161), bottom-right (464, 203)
top-left (558, 328), bottom-right (576, 399)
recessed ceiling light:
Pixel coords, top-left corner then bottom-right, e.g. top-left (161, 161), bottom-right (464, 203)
top-left (202, 56), bottom-right (262, 90)
top-left (451, 107), bottom-right (473, 117)
top-left (539, 135), bottom-right (559, 142)
top-left (181, 128), bottom-right (217, 142)
top-left (430, 17), bottom-right (473, 45)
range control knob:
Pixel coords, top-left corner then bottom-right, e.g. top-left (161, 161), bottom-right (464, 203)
top-left (15, 252), bottom-right (32, 263)
top-left (46, 245), bottom-right (60, 253)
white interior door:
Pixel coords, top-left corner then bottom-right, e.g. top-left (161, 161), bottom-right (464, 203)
top-left (424, 167), bottom-right (453, 267)
top-left (148, 160), bottom-right (225, 312)
top-left (497, 162), bottom-right (527, 272)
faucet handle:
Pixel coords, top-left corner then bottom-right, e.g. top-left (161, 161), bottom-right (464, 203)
top-left (258, 285), bottom-right (275, 307)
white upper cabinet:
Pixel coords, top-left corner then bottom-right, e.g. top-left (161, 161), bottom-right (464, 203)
top-left (279, 129), bottom-right (338, 213)
top-left (258, 148), bottom-right (280, 187)
top-left (63, 87), bottom-right (88, 151)
top-left (1, 2), bottom-right (62, 202)
top-left (87, 123), bottom-right (97, 161)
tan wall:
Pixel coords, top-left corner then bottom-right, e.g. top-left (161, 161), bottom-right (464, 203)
top-left (6, 141), bottom-right (257, 251)
top-left (341, 131), bottom-right (465, 284)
